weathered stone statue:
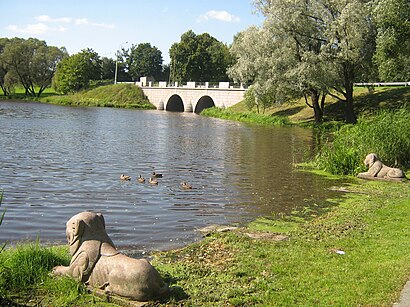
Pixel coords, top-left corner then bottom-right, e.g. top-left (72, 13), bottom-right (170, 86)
top-left (52, 211), bottom-right (169, 301)
top-left (357, 153), bottom-right (405, 180)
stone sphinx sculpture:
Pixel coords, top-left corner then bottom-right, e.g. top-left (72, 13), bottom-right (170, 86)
top-left (52, 211), bottom-right (169, 301)
top-left (357, 153), bottom-right (405, 180)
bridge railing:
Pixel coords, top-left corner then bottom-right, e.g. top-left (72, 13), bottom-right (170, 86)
top-left (354, 82), bottom-right (410, 87)
top-left (134, 79), bottom-right (246, 90)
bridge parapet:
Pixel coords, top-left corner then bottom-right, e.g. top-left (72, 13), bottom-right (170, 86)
top-left (135, 80), bottom-right (246, 90)
top-left (133, 77), bottom-right (247, 113)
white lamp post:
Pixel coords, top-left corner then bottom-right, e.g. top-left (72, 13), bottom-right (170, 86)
top-left (114, 41), bottom-right (128, 84)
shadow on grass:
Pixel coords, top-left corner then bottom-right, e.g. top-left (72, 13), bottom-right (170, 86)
top-left (160, 272), bottom-right (190, 303)
top-left (324, 87), bottom-right (410, 121)
top-left (0, 296), bottom-right (25, 306)
top-left (271, 105), bottom-right (306, 117)
top-left (354, 87), bottom-right (410, 113)
top-left (0, 92), bottom-right (62, 101)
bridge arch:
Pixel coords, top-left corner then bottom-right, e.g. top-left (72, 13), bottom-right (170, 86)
top-left (194, 95), bottom-right (215, 114)
top-left (166, 94), bottom-right (184, 112)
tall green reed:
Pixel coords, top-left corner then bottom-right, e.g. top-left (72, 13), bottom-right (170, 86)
top-left (0, 192), bottom-right (5, 253)
top-left (314, 109), bottom-right (410, 175)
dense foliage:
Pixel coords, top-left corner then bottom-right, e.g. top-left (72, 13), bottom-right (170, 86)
top-left (52, 48), bottom-right (102, 94)
top-left (230, 0), bottom-right (409, 124)
top-left (169, 30), bottom-right (232, 83)
top-left (100, 56), bottom-right (116, 80)
top-left (314, 109), bottom-right (410, 175)
top-left (121, 43), bottom-right (163, 81)
top-left (373, 0), bottom-right (410, 81)
top-left (0, 38), bottom-right (67, 97)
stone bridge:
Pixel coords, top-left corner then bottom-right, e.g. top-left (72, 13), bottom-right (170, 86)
top-left (135, 79), bottom-right (246, 113)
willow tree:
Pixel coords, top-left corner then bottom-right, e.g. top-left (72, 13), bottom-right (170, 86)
top-left (230, 0), bottom-right (331, 122)
top-left (318, 0), bottom-right (375, 124)
top-left (231, 0), bottom-right (374, 123)
top-left (373, 0), bottom-right (410, 81)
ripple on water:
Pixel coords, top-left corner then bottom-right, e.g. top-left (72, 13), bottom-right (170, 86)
top-left (0, 101), bottom-right (349, 252)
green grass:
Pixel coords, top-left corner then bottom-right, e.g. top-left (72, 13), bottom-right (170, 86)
top-left (201, 107), bottom-right (290, 126)
top-left (40, 84), bottom-right (156, 109)
top-left (224, 86), bottom-right (410, 124)
top-left (0, 243), bottom-right (118, 306)
top-left (314, 109), bottom-right (410, 175)
top-left (2, 180), bottom-right (409, 306)
top-left (153, 180), bottom-right (410, 306)
top-left (0, 192), bottom-right (5, 253)
top-left (1, 86), bottom-right (410, 305)
top-left (203, 87), bottom-right (410, 176)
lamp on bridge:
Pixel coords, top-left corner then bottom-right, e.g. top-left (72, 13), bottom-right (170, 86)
top-left (114, 41), bottom-right (128, 84)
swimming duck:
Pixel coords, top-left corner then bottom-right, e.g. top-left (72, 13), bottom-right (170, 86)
top-left (148, 177), bottom-right (158, 185)
top-left (152, 172), bottom-right (163, 178)
top-left (120, 174), bottom-right (131, 181)
top-left (181, 181), bottom-right (192, 189)
top-left (137, 175), bottom-right (145, 183)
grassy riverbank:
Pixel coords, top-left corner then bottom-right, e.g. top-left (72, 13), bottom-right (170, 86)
top-left (153, 178), bottom-right (410, 305)
top-left (0, 84), bottom-right (156, 110)
top-left (1, 86), bottom-right (410, 305)
top-left (40, 84), bottom-right (156, 109)
top-left (1, 177), bottom-right (409, 306)
top-left (203, 86), bottom-right (410, 176)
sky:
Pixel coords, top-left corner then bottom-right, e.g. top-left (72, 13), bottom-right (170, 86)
top-left (0, 0), bottom-right (263, 63)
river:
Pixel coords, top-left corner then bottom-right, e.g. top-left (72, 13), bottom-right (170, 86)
top-left (0, 101), bottom-right (346, 254)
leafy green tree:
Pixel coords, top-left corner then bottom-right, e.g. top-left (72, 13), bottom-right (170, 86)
top-left (230, 2), bottom-right (330, 122)
top-left (319, 0), bottom-right (376, 124)
top-left (169, 30), bottom-right (232, 83)
top-left (0, 38), bottom-right (11, 95)
top-left (123, 43), bottom-right (163, 80)
top-left (373, 0), bottom-right (410, 81)
top-left (159, 63), bottom-right (170, 82)
top-left (232, 0), bottom-right (375, 123)
top-left (53, 48), bottom-right (101, 94)
top-left (0, 38), bottom-right (67, 97)
top-left (101, 56), bottom-right (116, 80)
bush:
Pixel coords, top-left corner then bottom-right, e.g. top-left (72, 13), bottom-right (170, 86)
top-left (314, 109), bottom-right (410, 175)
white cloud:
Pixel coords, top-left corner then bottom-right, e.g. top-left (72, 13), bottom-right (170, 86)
top-left (74, 18), bottom-right (114, 29)
top-left (197, 10), bottom-right (240, 23)
top-left (6, 15), bottom-right (114, 35)
top-left (36, 15), bottom-right (72, 23)
top-left (6, 23), bottom-right (67, 35)
top-left (75, 18), bottom-right (89, 25)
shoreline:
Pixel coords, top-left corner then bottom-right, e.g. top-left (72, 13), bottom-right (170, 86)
top-left (1, 86), bottom-right (409, 305)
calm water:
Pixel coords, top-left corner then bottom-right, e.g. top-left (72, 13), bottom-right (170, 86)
top-left (0, 101), bottom-right (346, 254)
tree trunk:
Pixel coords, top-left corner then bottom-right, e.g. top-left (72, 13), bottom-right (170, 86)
top-left (343, 63), bottom-right (357, 124)
top-left (344, 82), bottom-right (356, 124)
top-left (311, 90), bottom-right (323, 123)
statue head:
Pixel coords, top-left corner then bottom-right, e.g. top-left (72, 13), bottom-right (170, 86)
top-left (364, 153), bottom-right (379, 167)
top-left (65, 211), bottom-right (115, 255)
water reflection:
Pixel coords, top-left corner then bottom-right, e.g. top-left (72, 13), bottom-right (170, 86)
top-left (0, 101), bottom-right (347, 253)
